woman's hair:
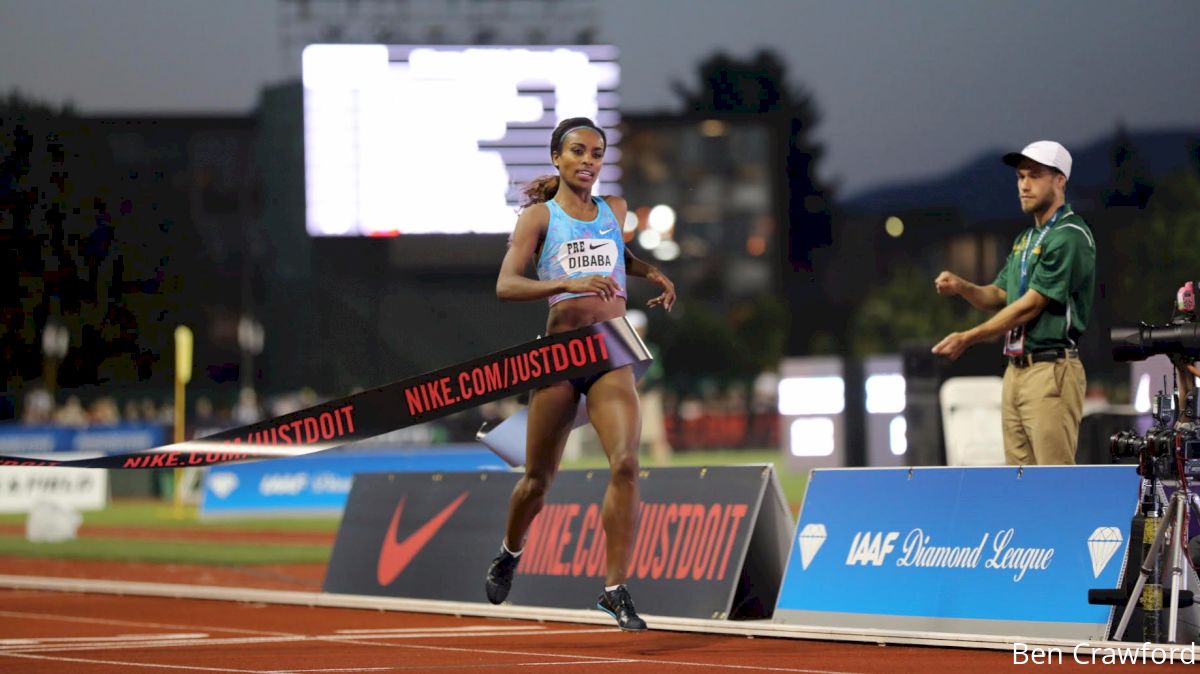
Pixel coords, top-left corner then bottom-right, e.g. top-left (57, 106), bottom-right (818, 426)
top-left (519, 117), bottom-right (607, 207)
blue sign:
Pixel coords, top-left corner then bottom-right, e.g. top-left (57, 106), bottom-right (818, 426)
top-left (776, 466), bottom-right (1138, 627)
top-left (0, 424), bottom-right (165, 455)
top-left (200, 445), bottom-right (508, 517)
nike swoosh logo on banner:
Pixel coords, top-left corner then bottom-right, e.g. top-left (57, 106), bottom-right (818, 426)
top-left (376, 491), bottom-right (469, 586)
top-left (589, 242), bottom-right (608, 250)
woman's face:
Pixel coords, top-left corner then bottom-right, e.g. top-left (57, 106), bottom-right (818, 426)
top-left (553, 128), bottom-right (605, 191)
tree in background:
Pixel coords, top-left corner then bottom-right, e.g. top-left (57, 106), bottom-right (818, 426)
top-left (672, 50), bottom-right (835, 358)
top-left (1110, 165), bottom-right (1200, 325)
top-left (652, 293), bottom-right (787, 448)
top-left (849, 264), bottom-right (990, 356)
top-left (0, 94), bottom-right (172, 413)
top-left (1104, 123), bottom-right (1156, 210)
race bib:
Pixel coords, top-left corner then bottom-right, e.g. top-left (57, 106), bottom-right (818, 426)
top-left (557, 238), bottom-right (617, 275)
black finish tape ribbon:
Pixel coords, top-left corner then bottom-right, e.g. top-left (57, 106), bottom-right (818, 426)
top-left (0, 317), bottom-right (652, 469)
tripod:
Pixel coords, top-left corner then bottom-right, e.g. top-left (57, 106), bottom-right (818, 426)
top-left (1113, 478), bottom-right (1200, 643)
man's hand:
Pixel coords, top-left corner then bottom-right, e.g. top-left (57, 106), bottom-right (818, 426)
top-left (932, 331), bottom-right (973, 361)
top-left (645, 270), bottom-right (676, 311)
top-left (934, 271), bottom-right (966, 297)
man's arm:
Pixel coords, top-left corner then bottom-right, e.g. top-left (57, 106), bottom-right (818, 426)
top-left (935, 271), bottom-right (1007, 311)
top-left (931, 288), bottom-right (1050, 360)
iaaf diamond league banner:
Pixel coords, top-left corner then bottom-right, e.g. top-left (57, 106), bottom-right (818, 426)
top-left (0, 318), bottom-right (650, 469)
top-left (774, 466), bottom-right (1140, 641)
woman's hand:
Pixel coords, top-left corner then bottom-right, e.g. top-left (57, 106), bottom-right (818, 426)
top-left (645, 270), bottom-right (676, 311)
top-left (565, 275), bottom-right (622, 301)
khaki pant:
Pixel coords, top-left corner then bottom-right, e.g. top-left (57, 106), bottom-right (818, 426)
top-left (1001, 357), bottom-right (1086, 465)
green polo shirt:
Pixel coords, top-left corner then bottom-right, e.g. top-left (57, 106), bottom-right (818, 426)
top-left (992, 203), bottom-right (1096, 352)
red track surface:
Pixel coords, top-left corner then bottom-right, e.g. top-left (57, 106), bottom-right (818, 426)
top-left (1, 543), bottom-right (1186, 671)
top-left (0, 588), bottom-right (1074, 674)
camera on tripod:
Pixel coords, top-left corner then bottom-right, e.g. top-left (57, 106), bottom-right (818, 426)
top-left (1089, 282), bottom-right (1200, 645)
top-left (1109, 388), bottom-right (1200, 481)
top-left (1109, 281), bottom-right (1200, 481)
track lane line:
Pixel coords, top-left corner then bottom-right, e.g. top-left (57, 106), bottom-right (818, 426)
top-left (0, 599), bottom-right (868, 673)
top-left (0, 608), bottom-right (299, 637)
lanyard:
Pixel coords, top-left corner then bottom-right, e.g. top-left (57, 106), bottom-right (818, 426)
top-left (1017, 207), bottom-right (1066, 296)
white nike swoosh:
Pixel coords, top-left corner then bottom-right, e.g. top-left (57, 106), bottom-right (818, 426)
top-left (598, 229), bottom-right (613, 235)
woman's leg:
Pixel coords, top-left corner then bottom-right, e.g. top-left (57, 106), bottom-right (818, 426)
top-left (487, 381), bottom-right (580, 604)
top-left (584, 366), bottom-right (641, 586)
top-left (503, 381), bottom-right (580, 551)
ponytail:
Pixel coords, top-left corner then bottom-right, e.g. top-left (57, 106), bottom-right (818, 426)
top-left (521, 175), bottom-right (559, 208)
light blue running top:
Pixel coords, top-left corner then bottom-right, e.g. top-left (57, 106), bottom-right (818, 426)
top-left (536, 196), bottom-right (627, 306)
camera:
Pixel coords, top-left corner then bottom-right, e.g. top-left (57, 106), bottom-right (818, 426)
top-left (1109, 281), bottom-right (1200, 480)
top-left (1111, 322), bottom-right (1200, 363)
top-left (1110, 388), bottom-right (1200, 481)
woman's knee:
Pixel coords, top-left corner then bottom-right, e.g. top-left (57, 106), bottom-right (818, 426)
top-left (608, 451), bottom-right (639, 482)
top-left (518, 470), bottom-right (555, 500)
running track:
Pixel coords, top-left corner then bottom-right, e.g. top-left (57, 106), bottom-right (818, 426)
top-left (0, 588), bottom-right (1157, 673)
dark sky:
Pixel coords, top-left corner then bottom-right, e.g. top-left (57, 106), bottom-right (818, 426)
top-left (2, 0), bottom-right (1197, 197)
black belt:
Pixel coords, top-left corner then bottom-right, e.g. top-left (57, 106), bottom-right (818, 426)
top-left (1007, 348), bottom-right (1078, 368)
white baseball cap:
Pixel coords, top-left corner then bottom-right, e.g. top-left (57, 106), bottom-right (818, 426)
top-left (1002, 140), bottom-right (1072, 180)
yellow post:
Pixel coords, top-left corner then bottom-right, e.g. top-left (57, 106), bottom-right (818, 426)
top-left (173, 325), bottom-right (193, 517)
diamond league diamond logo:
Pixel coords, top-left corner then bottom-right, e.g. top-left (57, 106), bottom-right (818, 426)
top-left (1087, 526), bottom-right (1123, 578)
top-left (797, 523), bottom-right (827, 570)
top-left (208, 472), bottom-right (239, 499)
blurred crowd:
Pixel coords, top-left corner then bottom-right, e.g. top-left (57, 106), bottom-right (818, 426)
top-left (13, 382), bottom-right (779, 452)
top-left (20, 388), bottom-right (173, 427)
top-left (16, 386), bottom-right (321, 432)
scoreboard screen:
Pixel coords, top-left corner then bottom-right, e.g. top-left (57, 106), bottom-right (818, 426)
top-left (302, 44), bottom-right (620, 237)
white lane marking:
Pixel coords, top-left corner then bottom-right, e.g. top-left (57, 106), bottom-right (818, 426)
top-left (334, 625), bottom-right (546, 634)
top-left (0, 632), bottom-right (208, 648)
top-left (0, 651), bottom-right (263, 673)
top-left (0, 604), bottom-right (864, 673)
top-left (2, 634), bottom-right (308, 654)
top-left (0, 609), bottom-right (295, 636)
top-left (0, 628), bottom-right (614, 653)
top-left (324, 636), bottom-right (864, 673)
top-left (323, 628), bottom-right (613, 640)
top-left (628, 659), bottom-right (857, 673)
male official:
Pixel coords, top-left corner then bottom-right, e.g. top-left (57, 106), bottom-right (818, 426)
top-left (932, 141), bottom-right (1096, 465)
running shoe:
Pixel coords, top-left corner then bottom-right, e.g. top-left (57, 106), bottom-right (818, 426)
top-left (596, 585), bottom-right (648, 631)
top-left (484, 547), bottom-right (520, 604)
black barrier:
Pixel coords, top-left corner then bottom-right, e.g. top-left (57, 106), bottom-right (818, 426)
top-left (323, 466), bottom-right (794, 620)
top-left (0, 318), bottom-right (651, 469)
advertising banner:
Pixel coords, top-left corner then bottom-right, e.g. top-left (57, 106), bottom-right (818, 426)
top-left (323, 466), bottom-right (792, 620)
top-left (200, 446), bottom-right (507, 517)
top-left (0, 424), bottom-right (165, 456)
top-left (773, 466), bottom-right (1139, 639)
top-left (0, 467), bottom-right (108, 513)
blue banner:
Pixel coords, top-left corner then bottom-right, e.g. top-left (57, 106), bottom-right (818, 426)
top-left (200, 445), bottom-right (508, 517)
top-left (776, 466), bottom-right (1138, 626)
top-left (0, 424), bottom-right (165, 455)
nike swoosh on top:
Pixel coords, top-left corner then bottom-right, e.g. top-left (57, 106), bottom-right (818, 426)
top-left (376, 491), bottom-right (469, 586)
top-left (598, 228), bottom-right (613, 235)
